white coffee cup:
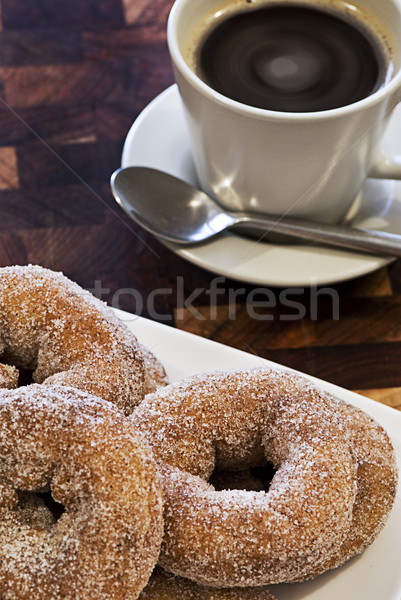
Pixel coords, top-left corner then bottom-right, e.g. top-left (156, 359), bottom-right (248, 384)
top-left (167, 0), bottom-right (401, 224)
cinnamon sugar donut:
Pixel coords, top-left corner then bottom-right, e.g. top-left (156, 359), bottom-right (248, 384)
top-left (139, 567), bottom-right (277, 600)
top-left (132, 368), bottom-right (359, 587)
top-left (0, 265), bottom-right (167, 413)
top-left (212, 400), bottom-right (399, 582)
top-left (0, 385), bottom-right (164, 600)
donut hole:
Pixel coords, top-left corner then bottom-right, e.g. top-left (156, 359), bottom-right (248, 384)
top-left (13, 489), bottom-right (65, 532)
top-left (18, 491), bottom-right (65, 525)
top-left (209, 461), bottom-right (276, 492)
top-left (33, 490), bottom-right (66, 522)
top-left (250, 463), bottom-right (277, 491)
top-left (0, 359), bottom-right (35, 388)
top-left (18, 367), bottom-right (35, 387)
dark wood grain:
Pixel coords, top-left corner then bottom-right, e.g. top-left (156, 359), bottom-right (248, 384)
top-left (0, 0), bottom-right (399, 411)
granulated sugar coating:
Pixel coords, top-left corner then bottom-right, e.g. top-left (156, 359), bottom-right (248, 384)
top-left (295, 391), bottom-right (398, 580)
top-left (139, 567), bottom-right (277, 599)
top-left (139, 343), bottom-right (170, 395)
top-left (132, 368), bottom-right (398, 588)
top-left (0, 385), bottom-right (164, 600)
top-left (0, 363), bottom-right (18, 389)
top-left (0, 264), bottom-right (167, 414)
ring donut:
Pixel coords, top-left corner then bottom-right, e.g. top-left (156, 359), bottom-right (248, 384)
top-left (0, 265), bottom-right (167, 413)
top-left (210, 395), bottom-right (399, 583)
top-left (0, 384), bottom-right (164, 600)
top-left (139, 567), bottom-right (277, 600)
top-left (132, 368), bottom-right (360, 587)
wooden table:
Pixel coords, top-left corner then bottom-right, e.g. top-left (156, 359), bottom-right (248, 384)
top-left (0, 0), bottom-right (400, 412)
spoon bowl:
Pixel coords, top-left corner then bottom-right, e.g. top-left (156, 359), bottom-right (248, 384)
top-left (111, 166), bottom-right (237, 243)
top-left (110, 166), bottom-right (401, 257)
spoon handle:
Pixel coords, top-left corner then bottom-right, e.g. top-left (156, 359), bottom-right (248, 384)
top-left (235, 214), bottom-right (401, 257)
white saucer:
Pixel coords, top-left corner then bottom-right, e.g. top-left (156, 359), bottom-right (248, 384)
top-left (122, 85), bottom-right (401, 287)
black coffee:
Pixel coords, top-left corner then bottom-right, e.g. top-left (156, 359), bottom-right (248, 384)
top-left (196, 4), bottom-right (389, 112)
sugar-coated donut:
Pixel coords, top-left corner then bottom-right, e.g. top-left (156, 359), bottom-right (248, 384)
top-left (0, 385), bottom-right (164, 600)
top-left (132, 368), bottom-right (361, 587)
top-left (0, 265), bottom-right (167, 413)
top-left (210, 397), bottom-right (399, 584)
top-left (211, 399), bottom-right (399, 582)
top-left (139, 567), bottom-right (277, 600)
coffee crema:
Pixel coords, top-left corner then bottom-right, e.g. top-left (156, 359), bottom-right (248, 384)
top-left (192, 3), bottom-right (391, 112)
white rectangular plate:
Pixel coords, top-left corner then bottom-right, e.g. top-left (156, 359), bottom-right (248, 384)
top-left (116, 309), bottom-right (401, 600)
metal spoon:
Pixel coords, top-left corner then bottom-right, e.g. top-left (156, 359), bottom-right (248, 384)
top-left (110, 166), bottom-right (401, 257)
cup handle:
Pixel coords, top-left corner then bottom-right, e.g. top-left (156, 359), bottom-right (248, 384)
top-left (368, 147), bottom-right (401, 179)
